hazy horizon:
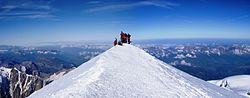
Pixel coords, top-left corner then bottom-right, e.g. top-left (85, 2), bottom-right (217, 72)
top-left (1, 38), bottom-right (250, 46)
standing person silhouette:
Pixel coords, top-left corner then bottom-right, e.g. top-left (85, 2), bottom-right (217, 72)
top-left (127, 33), bottom-right (131, 44)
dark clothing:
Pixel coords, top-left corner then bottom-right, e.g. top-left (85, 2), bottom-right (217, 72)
top-left (118, 41), bottom-right (123, 46)
top-left (120, 32), bottom-right (127, 43)
top-left (127, 34), bottom-right (131, 44)
top-left (124, 33), bottom-right (128, 43)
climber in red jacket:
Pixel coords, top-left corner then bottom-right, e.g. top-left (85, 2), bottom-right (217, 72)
top-left (114, 38), bottom-right (117, 46)
top-left (120, 31), bottom-right (126, 43)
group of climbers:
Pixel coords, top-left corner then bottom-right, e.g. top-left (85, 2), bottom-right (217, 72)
top-left (114, 31), bottom-right (131, 46)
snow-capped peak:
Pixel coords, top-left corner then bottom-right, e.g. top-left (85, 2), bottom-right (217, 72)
top-left (28, 44), bottom-right (244, 98)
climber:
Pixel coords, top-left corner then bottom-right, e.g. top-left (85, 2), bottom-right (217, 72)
top-left (127, 33), bottom-right (131, 44)
top-left (113, 38), bottom-right (117, 46)
top-left (124, 33), bottom-right (128, 43)
top-left (120, 31), bottom-right (126, 43)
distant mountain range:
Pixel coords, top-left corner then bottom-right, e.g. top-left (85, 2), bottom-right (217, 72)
top-left (138, 43), bottom-right (250, 80)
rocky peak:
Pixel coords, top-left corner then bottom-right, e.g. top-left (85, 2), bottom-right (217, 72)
top-left (0, 67), bottom-right (45, 98)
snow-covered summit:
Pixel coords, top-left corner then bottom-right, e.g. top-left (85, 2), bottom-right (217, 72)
top-left (28, 44), bottom-right (244, 98)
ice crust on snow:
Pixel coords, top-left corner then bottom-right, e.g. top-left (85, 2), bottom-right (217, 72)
top-left (29, 44), bottom-right (244, 98)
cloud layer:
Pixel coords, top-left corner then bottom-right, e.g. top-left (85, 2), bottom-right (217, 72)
top-left (85, 1), bottom-right (179, 13)
top-left (0, 0), bottom-right (57, 19)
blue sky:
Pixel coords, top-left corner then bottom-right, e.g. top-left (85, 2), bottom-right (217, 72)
top-left (0, 0), bottom-right (250, 45)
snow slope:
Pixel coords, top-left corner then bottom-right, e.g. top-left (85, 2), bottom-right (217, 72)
top-left (28, 44), bottom-right (244, 98)
top-left (45, 68), bottom-right (75, 83)
top-left (208, 75), bottom-right (250, 97)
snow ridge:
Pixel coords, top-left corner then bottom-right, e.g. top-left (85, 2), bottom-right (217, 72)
top-left (28, 44), bottom-right (244, 98)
